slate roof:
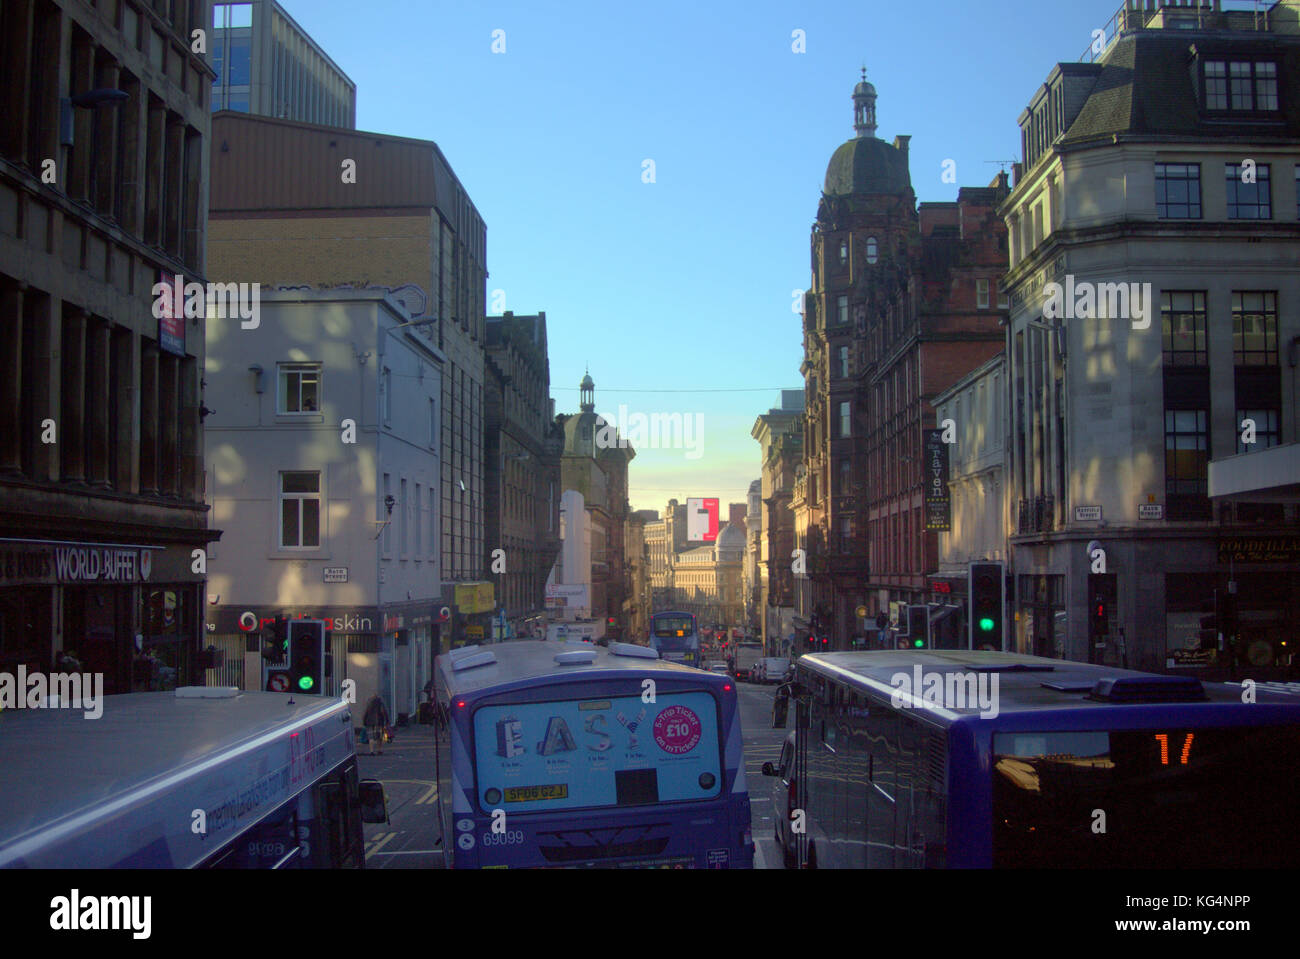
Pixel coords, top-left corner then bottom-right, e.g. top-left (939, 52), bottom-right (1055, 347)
top-left (1060, 32), bottom-right (1300, 145)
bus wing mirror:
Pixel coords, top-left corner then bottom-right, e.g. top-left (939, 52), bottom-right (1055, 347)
top-left (761, 761), bottom-right (777, 777)
top-left (358, 779), bottom-right (389, 824)
top-left (772, 687), bottom-right (789, 728)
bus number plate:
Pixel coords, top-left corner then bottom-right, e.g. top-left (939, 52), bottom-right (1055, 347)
top-left (504, 783), bottom-right (568, 803)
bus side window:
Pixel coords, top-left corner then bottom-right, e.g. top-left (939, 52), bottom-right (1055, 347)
top-left (315, 763), bottom-right (364, 869)
top-left (896, 713), bottom-right (938, 869)
top-left (863, 695), bottom-right (899, 869)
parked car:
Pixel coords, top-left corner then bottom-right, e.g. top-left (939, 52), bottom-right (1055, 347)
top-left (762, 731), bottom-right (798, 869)
top-left (707, 662), bottom-right (730, 675)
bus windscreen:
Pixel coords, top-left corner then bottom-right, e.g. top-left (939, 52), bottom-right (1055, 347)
top-left (652, 615), bottom-right (694, 638)
top-left (992, 726), bottom-right (1300, 867)
top-left (473, 691), bottom-right (722, 813)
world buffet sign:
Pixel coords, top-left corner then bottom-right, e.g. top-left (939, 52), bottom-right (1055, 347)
top-left (0, 540), bottom-right (155, 585)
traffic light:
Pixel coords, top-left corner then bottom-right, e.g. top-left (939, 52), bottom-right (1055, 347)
top-left (261, 616), bottom-right (289, 662)
top-left (1087, 573), bottom-right (1116, 648)
top-left (1091, 597), bottom-right (1109, 637)
top-left (1197, 594), bottom-right (1219, 650)
top-left (1219, 588), bottom-right (1237, 642)
top-left (906, 606), bottom-right (928, 649)
top-left (288, 619), bottom-right (327, 694)
top-left (1197, 588), bottom-right (1236, 652)
top-left (968, 562), bottom-right (1005, 650)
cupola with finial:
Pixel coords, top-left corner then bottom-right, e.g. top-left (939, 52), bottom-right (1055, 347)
top-left (853, 67), bottom-right (877, 139)
top-left (579, 368), bottom-right (595, 412)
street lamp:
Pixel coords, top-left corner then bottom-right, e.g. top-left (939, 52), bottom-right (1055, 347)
top-left (61, 88), bottom-right (130, 146)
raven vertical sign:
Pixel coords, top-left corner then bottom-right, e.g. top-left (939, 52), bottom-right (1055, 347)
top-left (924, 429), bottom-right (951, 532)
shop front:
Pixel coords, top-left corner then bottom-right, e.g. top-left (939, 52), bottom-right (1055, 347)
top-left (204, 604), bottom-right (382, 694)
top-left (0, 538), bottom-right (204, 693)
top-left (381, 602), bottom-right (439, 723)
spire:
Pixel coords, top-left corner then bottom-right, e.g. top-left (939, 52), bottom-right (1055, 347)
top-left (852, 67), bottom-right (877, 139)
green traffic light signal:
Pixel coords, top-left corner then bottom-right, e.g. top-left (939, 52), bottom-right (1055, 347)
top-left (298, 675), bottom-right (315, 691)
top-left (979, 617), bottom-right (995, 632)
top-left (913, 639), bottom-right (924, 648)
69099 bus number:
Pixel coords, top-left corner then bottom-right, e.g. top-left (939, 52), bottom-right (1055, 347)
top-left (481, 830), bottom-right (524, 846)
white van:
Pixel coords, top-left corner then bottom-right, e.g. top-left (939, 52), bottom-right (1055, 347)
top-left (757, 657), bottom-right (791, 685)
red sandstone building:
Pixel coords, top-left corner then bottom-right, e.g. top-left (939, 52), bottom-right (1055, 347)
top-left (795, 74), bottom-right (1009, 647)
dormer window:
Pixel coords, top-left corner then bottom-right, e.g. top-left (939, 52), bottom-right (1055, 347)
top-left (866, 236), bottom-right (879, 264)
top-left (1202, 59), bottom-right (1279, 114)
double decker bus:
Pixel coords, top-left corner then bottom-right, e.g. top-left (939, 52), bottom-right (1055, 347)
top-left (649, 610), bottom-right (701, 667)
top-left (768, 649), bottom-right (1300, 868)
top-left (434, 640), bottom-right (753, 868)
top-left (0, 687), bottom-right (389, 868)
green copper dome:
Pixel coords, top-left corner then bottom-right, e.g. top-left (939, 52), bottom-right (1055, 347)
top-left (823, 137), bottom-right (912, 197)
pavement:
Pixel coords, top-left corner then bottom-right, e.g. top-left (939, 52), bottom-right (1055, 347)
top-left (355, 721), bottom-right (447, 869)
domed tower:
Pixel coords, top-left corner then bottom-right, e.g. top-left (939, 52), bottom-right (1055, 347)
top-left (797, 70), bottom-right (920, 650)
top-left (821, 70), bottom-right (913, 205)
top-left (563, 369), bottom-right (609, 458)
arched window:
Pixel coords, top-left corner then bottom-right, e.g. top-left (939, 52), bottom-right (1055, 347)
top-left (866, 236), bottom-right (879, 264)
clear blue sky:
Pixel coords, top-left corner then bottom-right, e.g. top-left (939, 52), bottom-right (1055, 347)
top-left (289, 0), bottom-right (1121, 513)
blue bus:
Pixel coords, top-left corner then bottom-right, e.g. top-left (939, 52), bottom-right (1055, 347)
top-left (434, 640), bottom-right (753, 868)
top-left (0, 687), bottom-right (389, 868)
top-left (649, 611), bottom-right (701, 667)
top-left (767, 650), bottom-right (1300, 868)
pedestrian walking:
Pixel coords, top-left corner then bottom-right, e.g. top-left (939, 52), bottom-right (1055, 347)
top-left (363, 693), bottom-right (389, 755)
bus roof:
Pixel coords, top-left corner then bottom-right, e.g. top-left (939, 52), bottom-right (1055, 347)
top-left (796, 650), bottom-right (1300, 719)
top-left (0, 690), bottom-right (353, 868)
top-left (437, 640), bottom-right (715, 699)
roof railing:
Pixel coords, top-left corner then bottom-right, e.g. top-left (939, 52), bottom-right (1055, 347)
top-left (1081, 0), bottom-right (1278, 63)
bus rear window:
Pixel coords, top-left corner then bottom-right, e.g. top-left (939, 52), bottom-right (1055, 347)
top-left (992, 726), bottom-right (1300, 867)
top-left (652, 616), bottom-right (693, 638)
top-left (473, 691), bottom-right (722, 812)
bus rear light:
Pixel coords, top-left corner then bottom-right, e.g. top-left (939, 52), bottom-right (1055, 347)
top-left (723, 684), bottom-right (732, 692)
top-left (456, 700), bottom-right (467, 709)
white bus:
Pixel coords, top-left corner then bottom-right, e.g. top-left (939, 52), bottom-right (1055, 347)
top-left (0, 687), bottom-right (389, 868)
